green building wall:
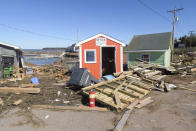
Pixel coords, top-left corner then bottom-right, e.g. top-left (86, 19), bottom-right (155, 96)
top-left (164, 48), bottom-right (171, 67)
top-left (128, 51), bottom-right (167, 66)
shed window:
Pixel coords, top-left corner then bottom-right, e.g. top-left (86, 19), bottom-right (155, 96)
top-left (141, 54), bottom-right (150, 62)
top-left (85, 50), bottom-right (96, 63)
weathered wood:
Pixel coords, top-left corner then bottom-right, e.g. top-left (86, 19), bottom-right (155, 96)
top-left (114, 81), bottom-right (148, 95)
top-left (32, 105), bottom-right (108, 112)
top-left (94, 88), bottom-right (133, 104)
top-left (138, 97), bottom-right (151, 104)
top-left (114, 92), bottom-right (122, 108)
top-left (126, 99), bottom-right (140, 110)
top-left (105, 84), bottom-right (139, 98)
top-left (191, 68), bottom-right (196, 72)
top-left (0, 87), bottom-right (40, 94)
top-left (82, 76), bottom-right (126, 91)
top-left (20, 83), bottom-right (38, 88)
top-left (144, 71), bottom-right (161, 77)
top-left (0, 98), bottom-right (3, 105)
top-left (113, 81), bottom-right (126, 94)
top-left (114, 100), bottom-right (140, 131)
top-left (135, 99), bottom-right (153, 108)
top-left (13, 99), bottom-right (23, 105)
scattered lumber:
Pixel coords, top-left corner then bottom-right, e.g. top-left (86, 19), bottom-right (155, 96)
top-left (114, 100), bottom-right (140, 131)
top-left (13, 99), bottom-right (23, 105)
top-left (82, 75), bottom-right (152, 111)
top-left (0, 87), bottom-right (40, 94)
top-left (144, 71), bottom-right (161, 77)
top-left (32, 105), bottom-right (108, 112)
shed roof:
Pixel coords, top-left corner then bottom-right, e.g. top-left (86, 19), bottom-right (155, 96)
top-left (76, 33), bottom-right (126, 47)
top-left (125, 32), bottom-right (172, 52)
top-left (0, 41), bottom-right (22, 51)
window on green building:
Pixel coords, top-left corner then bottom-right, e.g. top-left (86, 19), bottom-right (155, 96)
top-left (141, 54), bottom-right (150, 62)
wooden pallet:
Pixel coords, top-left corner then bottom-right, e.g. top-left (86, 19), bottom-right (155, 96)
top-left (82, 75), bottom-right (153, 111)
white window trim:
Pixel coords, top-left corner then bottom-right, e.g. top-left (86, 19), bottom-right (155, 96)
top-left (141, 53), bottom-right (150, 62)
top-left (84, 49), bottom-right (96, 63)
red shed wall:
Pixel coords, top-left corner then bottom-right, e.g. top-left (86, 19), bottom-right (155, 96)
top-left (81, 36), bottom-right (122, 79)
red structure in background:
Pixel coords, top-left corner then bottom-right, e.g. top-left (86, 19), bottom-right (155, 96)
top-left (76, 33), bottom-right (126, 79)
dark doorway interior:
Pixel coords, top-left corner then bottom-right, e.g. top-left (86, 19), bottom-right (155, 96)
top-left (102, 47), bottom-right (116, 76)
top-left (1, 56), bottom-right (14, 68)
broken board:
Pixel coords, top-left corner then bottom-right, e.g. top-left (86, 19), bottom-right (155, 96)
top-left (82, 75), bottom-right (153, 111)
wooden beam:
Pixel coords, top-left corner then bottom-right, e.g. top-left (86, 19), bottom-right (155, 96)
top-left (135, 99), bottom-right (153, 109)
top-left (114, 92), bottom-right (122, 108)
top-left (105, 84), bottom-right (139, 98)
top-left (94, 88), bottom-right (132, 105)
top-left (113, 80), bottom-right (127, 94)
top-left (13, 99), bottom-right (23, 105)
top-left (32, 105), bottom-right (108, 112)
top-left (0, 87), bottom-right (40, 94)
top-left (20, 83), bottom-right (38, 88)
top-left (114, 100), bottom-right (140, 131)
top-left (82, 76), bottom-right (126, 91)
top-left (114, 81), bottom-right (148, 95)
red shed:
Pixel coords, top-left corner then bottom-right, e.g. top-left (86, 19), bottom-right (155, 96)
top-left (76, 33), bottom-right (126, 79)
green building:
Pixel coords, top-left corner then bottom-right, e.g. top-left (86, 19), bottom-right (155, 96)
top-left (125, 32), bottom-right (172, 67)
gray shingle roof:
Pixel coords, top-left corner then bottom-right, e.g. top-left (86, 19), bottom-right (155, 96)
top-left (125, 32), bottom-right (172, 51)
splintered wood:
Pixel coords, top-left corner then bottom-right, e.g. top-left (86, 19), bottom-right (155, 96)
top-left (82, 75), bottom-right (153, 111)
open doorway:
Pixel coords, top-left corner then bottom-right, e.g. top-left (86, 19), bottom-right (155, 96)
top-left (102, 47), bottom-right (116, 76)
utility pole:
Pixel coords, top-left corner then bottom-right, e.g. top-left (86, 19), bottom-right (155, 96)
top-left (168, 7), bottom-right (184, 61)
top-left (189, 30), bottom-right (195, 48)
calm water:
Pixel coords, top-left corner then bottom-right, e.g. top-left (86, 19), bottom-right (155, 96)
top-left (24, 58), bottom-right (60, 66)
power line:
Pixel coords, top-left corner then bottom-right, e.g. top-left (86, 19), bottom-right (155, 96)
top-left (137, 0), bottom-right (171, 23)
top-left (0, 23), bottom-right (76, 42)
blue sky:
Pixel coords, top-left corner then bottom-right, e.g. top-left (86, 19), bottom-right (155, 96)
top-left (0, 0), bottom-right (195, 49)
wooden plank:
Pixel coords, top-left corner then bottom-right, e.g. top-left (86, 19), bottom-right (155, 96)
top-left (13, 99), bottom-right (23, 105)
top-left (131, 81), bottom-right (152, 90)
top-left (114, 81), bottom-right (148, 95)
top-left (0, 98), bottom-right (3, 105)
top-left (32, 105), bottom-right (108, 112)
top-left (126, 99), bottom-right (140, 110)
top-left (114, 92), bottom-right (122, 108)
top-left (135, 99), bottom-right (153, 109)
top-left (0, 87), bottom-right (40, 94)
top-left (138, 97), bottom-right (151, 104)
top-left (114, 100), bottom-right (140, 131)
top-left (82, 76), bottom-right (126, 91)
top-left (113, 81), bottom-right (126, 94)
top-left (20, 83), bottom-right (39, 88)
top-left (144, 71), bottom-right (161, 77)
top-left (105, 84), bottom-right (139, 98)
top-left (191, 68), bottom-right (196, 72)
top-left (94, 88), bottom-right (134, 103)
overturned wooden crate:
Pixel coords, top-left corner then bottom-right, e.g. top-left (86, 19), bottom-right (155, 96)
top-left (82, 75), bottom-right (154, 111)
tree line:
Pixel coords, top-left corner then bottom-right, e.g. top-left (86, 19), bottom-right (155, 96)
top-left (174, 34), bottom-right (196, 48)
